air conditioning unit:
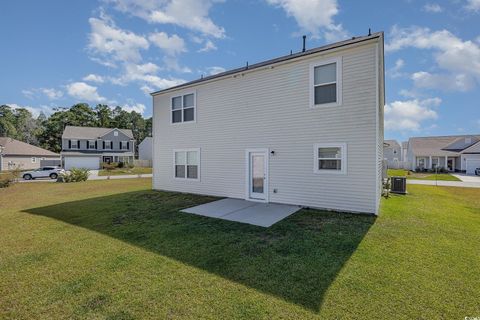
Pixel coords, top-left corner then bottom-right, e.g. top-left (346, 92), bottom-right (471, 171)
top-left (391, 177), bottom-right (407, 194)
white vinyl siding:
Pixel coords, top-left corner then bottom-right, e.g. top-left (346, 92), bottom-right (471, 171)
top-left (153, 40), bottom-right (382, 214)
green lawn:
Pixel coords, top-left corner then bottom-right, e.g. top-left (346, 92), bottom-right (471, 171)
top-left (388, 168), bottom-right (461, 181)
top-left (1, 179), bottom-right (479, 319)
top-left (98, 167), bottom-right (152, 176)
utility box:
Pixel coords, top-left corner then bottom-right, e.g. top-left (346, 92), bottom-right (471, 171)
top-left (391, 176), bottom-right (407, 194)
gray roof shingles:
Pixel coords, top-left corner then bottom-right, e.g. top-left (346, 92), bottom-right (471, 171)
top-left (0, 137), bottom-right (59, 157)
top-left (62, 126), bottom-right (134, 139)
top-left (409, 135), bottom-right (480, 156)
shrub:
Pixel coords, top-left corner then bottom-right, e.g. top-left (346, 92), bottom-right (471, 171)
top-left (102, 162), bottom-right (117, 171)
top-left (58, 168), bottom-right (90, 183)
top-left (0, 168), bottom-right (21, 188)
top-left (118, 161), bottom-right (125, 168)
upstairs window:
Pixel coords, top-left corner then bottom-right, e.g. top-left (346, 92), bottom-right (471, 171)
top-left (70, 140), bottom-right (78, 149)
top-left (314, 143), bottom-right (346, 174)
top-left (104, 140), bottom-right (112, 150)
top-left (120, 141), bottom-right (129, 150)
top-left (310, 57), bottom-right (342, 107)
top-left (174, 149), bottom-right (200, 180)
top-left (172, 93), bottom-right (195, 123)
top-left (88, 140), bottom-right (96, 149)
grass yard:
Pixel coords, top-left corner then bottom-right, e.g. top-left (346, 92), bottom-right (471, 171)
top-left (388, 168), bottom-right (461, 181)
top-left (0, 179), bottom-right (479, 319)
top-left (98, 167), bottom-right (152, 176)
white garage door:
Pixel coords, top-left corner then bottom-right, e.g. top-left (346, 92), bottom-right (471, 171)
top-left (65, 157), bottom-right (100, 170)
top-left (466, 159), bottom-right (480, 175)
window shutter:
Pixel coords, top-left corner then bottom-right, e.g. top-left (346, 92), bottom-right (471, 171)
top-left (95, 141), bottom-right (97, 149)
top-left (68, 140), bottom-right (71, 148)
top-left (103, 141), bottom-right (105, 149)
top-left (127, 141), bottom-right (130, 150)
top-left (110, 141), bottom-right (113, 149)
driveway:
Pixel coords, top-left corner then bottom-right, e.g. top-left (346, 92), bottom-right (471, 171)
top-left (451, 173), bottom-right (480, 183)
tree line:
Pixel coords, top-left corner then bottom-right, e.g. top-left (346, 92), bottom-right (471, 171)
top-left (0, 104), bottom-right (152, 153)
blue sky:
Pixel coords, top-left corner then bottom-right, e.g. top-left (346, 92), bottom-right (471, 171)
top-left (1, 0), bottom-right (479, 142)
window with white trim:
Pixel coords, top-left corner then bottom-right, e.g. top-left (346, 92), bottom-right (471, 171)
top-left (31, 157), bottom-right (36, 163)
top-left (70, 139), bottom-right (78, 149)
top-left (104, 140), bottom-right (112, 150)
top-left (314, 143), bottom-right (346, 174)
top-left (88, 140), bottom-right (96, 149)
top-left (310, 57), bottom-right (342, 107)
top-left (172, 93), bottom-right (195, 123)
top-left (120, 141), bottom-right (129, 150)
top-left (174, 149), bottom-right (199, 180)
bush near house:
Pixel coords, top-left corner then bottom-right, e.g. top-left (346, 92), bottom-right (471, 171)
top-left (57, 168), bottom-right (90, 183)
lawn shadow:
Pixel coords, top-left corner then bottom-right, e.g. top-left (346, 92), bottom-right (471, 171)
top-left (24, 190), bottom-right (375, 312)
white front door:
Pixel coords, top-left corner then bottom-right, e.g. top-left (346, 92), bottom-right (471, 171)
top-left (247, 150), bottom-right (268, 201)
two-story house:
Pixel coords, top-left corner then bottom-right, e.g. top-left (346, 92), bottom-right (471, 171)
top-left (61, 126), bottom-right (135, 170)
top-left (151, 32), bottom-right (385, 215)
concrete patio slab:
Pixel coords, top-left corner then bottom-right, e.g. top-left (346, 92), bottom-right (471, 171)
top-left (181, 198), bottom-right (301, 227)
top-left (182, 198), bottom-right (257, 218)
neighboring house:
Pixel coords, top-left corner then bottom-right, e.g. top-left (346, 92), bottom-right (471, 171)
top-left (138, 137), bottom-right (153, 161)
top-left (61, 126), bottom-right (135, 170)
top-left (383, 140), bottom-right (401, 168)
top-left (0, 137), bottom-right (60, 170)
top-left (151, 32), bottom-right (385, 215)
top-left (406, 135), bottom-right (480, 174)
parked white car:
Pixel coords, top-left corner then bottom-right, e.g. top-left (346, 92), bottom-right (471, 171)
top-left (22, 167), bottom-right (65, 180)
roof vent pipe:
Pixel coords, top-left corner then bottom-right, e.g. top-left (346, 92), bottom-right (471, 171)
top-left (302, 35), bottom-right (306, 52)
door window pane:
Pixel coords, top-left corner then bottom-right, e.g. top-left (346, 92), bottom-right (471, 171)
top-left (314, 63), bottom-right (336, 85)
top-left (252, 155), bottom-right (264, 193)
top-left (314, 84), bottom-right (336, 104)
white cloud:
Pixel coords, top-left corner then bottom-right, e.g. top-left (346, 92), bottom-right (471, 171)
top-left (385, 98), bottom-right (440, 131)
top-left (387, 59), bottom-right (406, 78)
top-left (88, 13), bottom-right (149, 65)
top-left (162, 56), bottom-right (192, 73)
top-left (114, 62), bottom-right (186, 90)
top-left (66, 82), bottom-right (108, 103)
top-left (207, 66), bottom-right (226, 75)
top-left (83, 74), bottom-right (105, 83)
top-left (120, 102), bottom-right (146, 114)
top-left (386, 26), bottom-right (480, 91)
top-left (22, 88), bottom-right (63, 100)
top-left (107, 0), bottom-right (226, 38)
top-left (265, 0), bottom-right (347, 40)
top-left (198, 39), bottom-right (217, 52)
top-left (411, 71), bottom-right (475, 91)
top-left (465, 0), bottom-right (480, 12)
top-left (8, 103), bottom-right (55, 117)
top-left (42, 88), bottom-right (63, 100)
top-left (423, 3), bottom-right (443, 13)
top-left (148, 32), bottom-right (186, 56)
